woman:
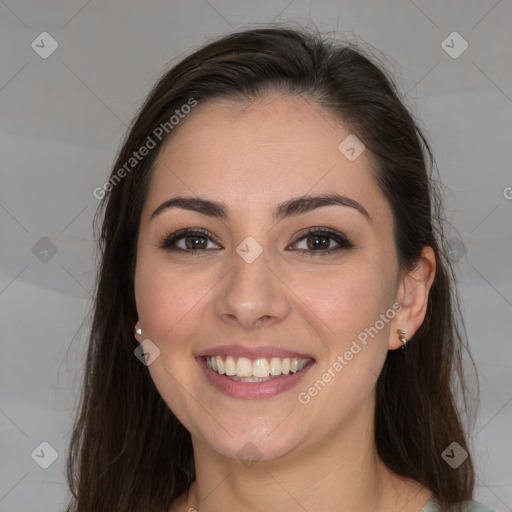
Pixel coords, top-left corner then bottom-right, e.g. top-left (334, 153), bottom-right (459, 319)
top-left (66, 27), bottom-right (493, 512)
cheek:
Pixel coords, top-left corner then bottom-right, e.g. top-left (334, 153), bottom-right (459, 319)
top-left (134, 256), bottom-right (215, 345)
top-left (293, 276), bottom-right (392, 417)
top-left (290, 261), bottom-right (396, 395)
top-left (133, 257), bottom-right (213, 421)
top-left (293, 261), bottom-right (396, 342)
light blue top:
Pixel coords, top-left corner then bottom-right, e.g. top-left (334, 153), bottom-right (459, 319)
top-left (420, 498), bottom-right (495, 511)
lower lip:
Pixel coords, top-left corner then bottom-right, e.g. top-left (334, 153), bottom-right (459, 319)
top-left (197, 357), bottom-right (315, 399)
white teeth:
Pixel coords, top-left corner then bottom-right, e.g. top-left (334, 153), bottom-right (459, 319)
top-left (215, 355), bottom-right (225, 375)
top-left (269, 357), bottom-right (282, 376)
top-left (253, 358), bottom-right (270, 378)
top-left (206, 355), bottom-right (310, 378)
top-left (230, 375), bottom-right (274, 382)
top-left (225, 355), bottom-right (236, 376)
top-left (236, 357), bottom-right (253, 377)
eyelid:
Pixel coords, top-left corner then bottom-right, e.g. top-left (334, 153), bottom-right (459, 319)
top-left (291, 226), bottom-right (350, 242)
top-left (159, 227), bottom-right (222, 250)
top-left (159, 226), bottom-right (354, 254)
top-left (288, 226), bottom-right (354, 252)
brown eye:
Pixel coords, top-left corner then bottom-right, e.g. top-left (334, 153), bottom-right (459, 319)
top-left (291, 228), bottom-right (354, 256)
top-left (306, 234), bottom-right (332, 250)
top-left (183, 234), bottom-right (208, 250)
top-left (160, 229), bottom-right (221, 252)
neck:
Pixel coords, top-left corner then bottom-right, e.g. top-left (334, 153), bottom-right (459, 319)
top-left (178, 396), bottom-right (431, 512)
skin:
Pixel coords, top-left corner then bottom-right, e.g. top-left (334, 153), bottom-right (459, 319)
top-left (133, 94), bottom-right (436, 512)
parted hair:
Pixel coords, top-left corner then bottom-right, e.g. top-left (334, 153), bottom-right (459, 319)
top-left (66, 27), bottom-right (477, 512)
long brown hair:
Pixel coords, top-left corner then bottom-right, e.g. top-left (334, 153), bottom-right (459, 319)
top-left (66, 27), bottom-right (478, 511)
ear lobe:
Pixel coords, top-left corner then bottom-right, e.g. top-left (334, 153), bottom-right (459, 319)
top-left (389, 246), bottom-right (436, 350)
top-left (134, 321), bottom-right (143, 343)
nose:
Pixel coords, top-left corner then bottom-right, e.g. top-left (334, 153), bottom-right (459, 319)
top-left (214, 247), bottom-right (292, 330)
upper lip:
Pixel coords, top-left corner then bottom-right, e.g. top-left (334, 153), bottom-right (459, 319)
top-left (196, 344), bottom-right (315, 360)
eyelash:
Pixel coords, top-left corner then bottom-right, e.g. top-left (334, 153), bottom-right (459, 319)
top-left (159, 227), bottom-right (354, 257)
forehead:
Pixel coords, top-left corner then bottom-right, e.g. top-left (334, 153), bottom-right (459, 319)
top-left (145, 95), bottom-right (389, 221)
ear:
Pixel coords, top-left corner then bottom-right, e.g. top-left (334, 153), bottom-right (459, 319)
top-left (389, 246), bottom-right (436, 350)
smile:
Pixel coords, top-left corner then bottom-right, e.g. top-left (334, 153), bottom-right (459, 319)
top-left (198, 349), bottom-right (315, 399)
top-left (205, 355), bottom-right (312, 381)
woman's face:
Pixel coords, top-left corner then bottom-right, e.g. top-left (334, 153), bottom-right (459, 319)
top-left (134, 94), bottom-right (403, 463)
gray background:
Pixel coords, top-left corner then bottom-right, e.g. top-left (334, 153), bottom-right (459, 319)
top-left (1, 1), bottom-right (511, 511)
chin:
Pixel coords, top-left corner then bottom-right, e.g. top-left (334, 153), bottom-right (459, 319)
top-left (189, 412), bottom-right (313, 465)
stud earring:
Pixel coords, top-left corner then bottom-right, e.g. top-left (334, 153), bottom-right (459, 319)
top-left (135, 326), bottom-right (142, 336)
top-left (397, 328), bottom-right (407, 349)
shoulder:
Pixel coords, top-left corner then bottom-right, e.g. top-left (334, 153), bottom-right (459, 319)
top-left (462, 500), bottom-right (496, 512)
top-left (421, 499), bottom-right (495, 512)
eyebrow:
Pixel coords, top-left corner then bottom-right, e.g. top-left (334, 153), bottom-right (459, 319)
top-left (150, 193), bottom-right (371, 223)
